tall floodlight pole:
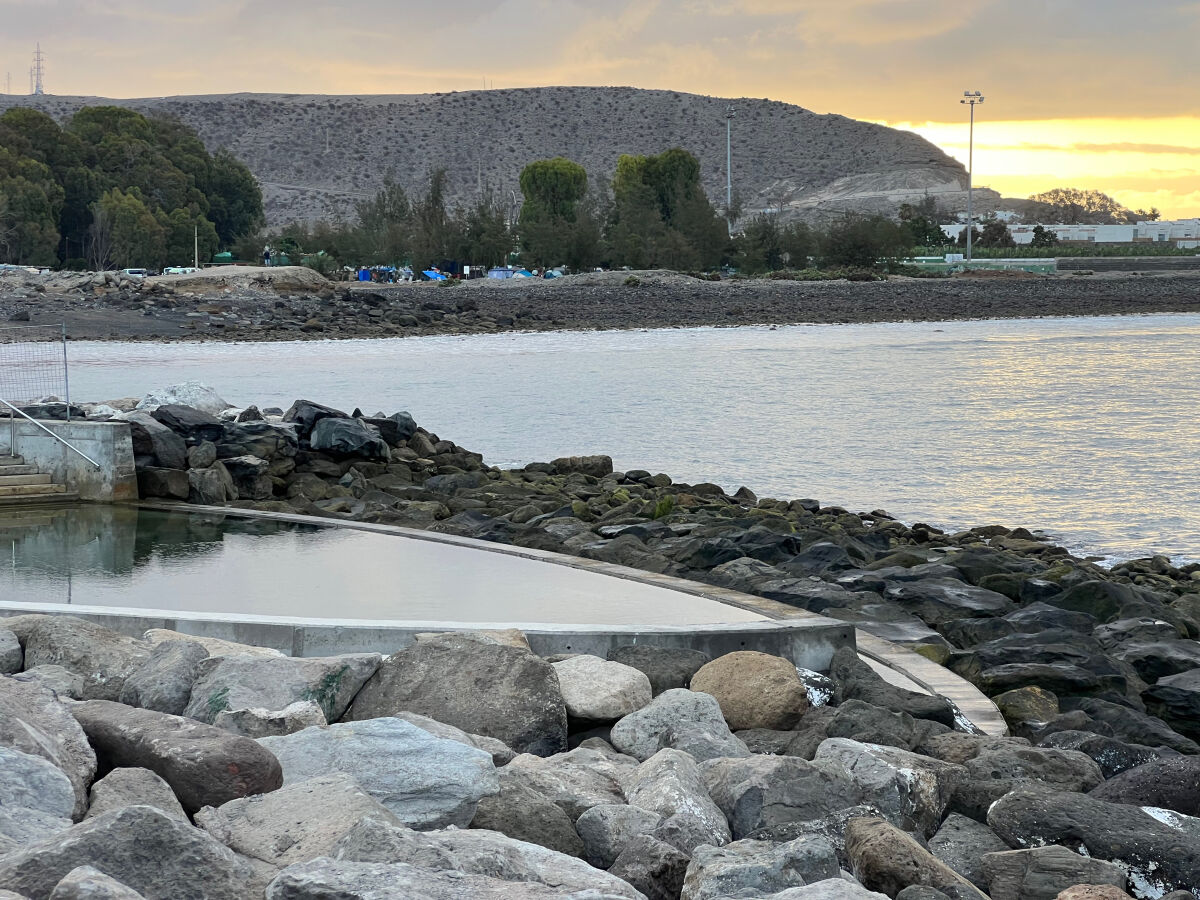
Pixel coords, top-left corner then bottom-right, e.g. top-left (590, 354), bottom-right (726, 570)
top-left (960, 91), bottom-right (984, 262)
top-left (725, 105), bottom-right (736, 236)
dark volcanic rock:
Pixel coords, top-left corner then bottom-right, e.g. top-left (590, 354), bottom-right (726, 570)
top-left (1038, 730), bottom-right (1161, 779)
top-left (1088, 756), bottom-right (1200, 816)
top-left (1060, 697), bottom-right (1200, 754)
top-left (149, 404), bottom-right (224, 442)
top-left (884, 578), bottom-right (1016, 627)
top-left (1143, 668), bottom-right (1200, 741)
top-left (829, 645), bottom-right (956, 726)
top-left (309, 416), bottom-right (390, 460)
top-left (283, 398), bottom-right (347, 438)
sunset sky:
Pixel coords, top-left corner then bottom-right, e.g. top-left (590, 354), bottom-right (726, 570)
top-left (2, 0), bottom-right (1197, 216)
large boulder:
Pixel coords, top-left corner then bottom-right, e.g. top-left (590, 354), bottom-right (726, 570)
top-left (470, 773), bottom-right (585, 857)
top-left (257, 718), bottom-right (498, 829)
top-left (0, 628), bottom-right (21, 674)
top-left (608, 834), bottom-right (689, 900)
top-left (137, 466), bottom-right (190, 501)
top-left (4, 615), bottom-right (150, 702)
top-left (215, 422), bottom-right (298, 461)
top-left (149, 404), bottom-right (224, 443)
top-left (575, 804), bottom-right (662, 868)
top-left (309, 417), bottom-right (390, 460)
top-left (928, 813), bottom-right (1010, 890)
top-left (829, 647), bottom-right (956, 726)
top-left (85, 767), bottom-right (187, 822)
top-left (954, 745), bottom-right (1104, 820)
top-left (125, 412), bottom-right (187, 470)
top-left (502, 746), bottom-right (634, 821)
top-left (0, 806), bottom-right (257, 900)
top-left (845, 817), bottom-right (988, 899)
top-left (282, 399), bottom-right (347, 439)
top-left (622, 749), bottom-right (730, 853)
top-left (47, 866), bottom-right (148, 900)
top-left (344, 633), bottom-right (567, 756)
top-left (0, 746), bottom-right (75, 841)
top-left (680, 835), bottom-right (841, 900)
top-left (182, 653), bottom-right (380, 725)
top-left (0, 675), bottom-right (97, 820)
top-left (987, 787), bottom-right (1200, 896)
top-left (1088, 756), bottom-right (1200, 817)
top-left (137, 382), bottom-right (231, 416)
top-left (980, 846), bottom-right (1127, 900)
top-left (689, 651), bottom-right (809, 731)
top-left (1061, 697), bottom-right (1200, 755)
top-left (70, 700), bottom-right (283, 813)
top-left (391, 711), bottom-right (515, 767)
top-left (1143, 668), bottom-right (1200, 740)
top-left (118, 639), bottom-right (209, 716)
top-left (610, 689), bottom-right (736, 762)
top-left (1038, 731), bottom-right (1160, 780)
top-left (551, 655), bottom-right (652, 722)
top-left (884, 579), bottom-right (1016, 626)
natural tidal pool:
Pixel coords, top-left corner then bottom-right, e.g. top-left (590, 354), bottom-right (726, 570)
top-left (63, 314), bottom-right (1200, 562)
top-left (0, 506), bottom-right (764, 625)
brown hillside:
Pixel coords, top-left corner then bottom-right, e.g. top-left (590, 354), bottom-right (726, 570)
top-left (4, 87), bottom-right (996, 227)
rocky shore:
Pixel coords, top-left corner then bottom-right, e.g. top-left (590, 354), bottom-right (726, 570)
top-left (3, 267), bottom-right (1200, 342)
top-left (3, 388), bottom-right (1199, 898)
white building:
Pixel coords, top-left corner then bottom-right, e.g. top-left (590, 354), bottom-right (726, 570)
top-left (941, 218), bottom-right (1200, 247)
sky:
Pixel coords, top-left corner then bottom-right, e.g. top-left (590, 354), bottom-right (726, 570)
top-left (2, 0), bottom-right (1198, 217)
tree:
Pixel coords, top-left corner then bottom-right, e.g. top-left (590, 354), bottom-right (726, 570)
top-left (1030, 224), bottom-right (1058, 248)
top-left (0, 148), bottom-right (63, 265)
top-left (460, 194), bottom-right (512, 268)
top-left (736, 215), bottom-right (815, 273)
top-left (160, 207), bottom-right (219, 267)
top-left (204, 149), bottom-right (264, 246)
top-left (1027, 188), bottom-right (1159, 225)
top-left (355, 179), bottom-right (412, 264)
top-left (518, 158), bottom-right (588, 268)
top-left (95, 188), bottom-right (165, 269)
top-left (821, 216), bottom-right (913, 269)
top-left (976, 219), bottom-right (1015, 248)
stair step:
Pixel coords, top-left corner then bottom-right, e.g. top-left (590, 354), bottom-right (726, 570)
top-left (0, 456), bottom-right (24, 466)
top-left (0, 492), bottom-right (79, 508)
top-left (0, 474), bottom-right (52, 487)
top-left (0, 465), bottom-right (39, 476)
top-left (0, 483), bottom-right (65, 497)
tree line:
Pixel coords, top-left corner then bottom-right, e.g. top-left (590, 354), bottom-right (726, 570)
top-left (0, 106), bottom-right (264, 269)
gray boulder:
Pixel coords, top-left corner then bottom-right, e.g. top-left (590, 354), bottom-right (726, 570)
top-left (126, 412), bottom-right (187, 469)
top-left (755, 882), bottom-right (890, 899)
top-left (681, 835), bottom-right (841, 900)
top-left (611, 689), bottom-right (736, 762)
top-left (345, 633), bottom-right (567, 756)
top-left (70, 700), bottom-right (283, 814)
top-left (117, 640), bottom-right (209, 716)
top-left (928, 813), bottom-right (1009, 890)
top-left (257, 718), bottom-right (498, 829)
top-left (85, 767), bottom-right (186, 822)
top-left (186, 466), bottom-right (233, 505)
top-left (987, 787), bottom-right (1200, 896)
top-left (10, 665), bottom-right (83, 699)
top-left (310, 417), bottom-right (389, 460)
top-left (183, 653), bottom-right (381, 724)
top-left (657, 722), bottom-right (752, 762)
top-left (0, 746), bottom-right (75, 838)
top-left (48, 867), bottom-right (147, 900)
top-left (503, 746), bottom-right (635, 821)
top-left (608, 646), bottom-right (711, 695)
top-left (3, 615), bottom-right (150, 702)
top-left (218, 455), bottom-right (273, 500)
top-left (142, 629), bottom-right (286, 660)
top-left (954, 744), bottom-right (1104, 820)
top-left (392, 711), bottom-right (515, 766)
top-left (469, 773), bottom-right (585, 857)
top-left (214, 701), bottom-right (328, 739)
top-left (0, 805), bottom-right (71, 856)
top-left (845, 817), bottom-right (987, 899)
top-left (136, 467), bottom-right (189, 500)
top-left (552, 655), bottom-right (652, 722)
top-left (575, 804), bottom-right (662, 869)
top-left (196, 774), bottom-right (403, 869)
top-left (282, 399), bottom-right (346, 438)
top-left (1088, 756), bottom-right (1200, 816)
top-left (980, 845), bottom-right (1126, 900)
top-left (0, 675), bottom-right (97, 820)
top-left (0, 806), bottom-right (256, 900)
top-left (829, 647), bottom-right (956, 726)
top-left (0, 628), bottom-right (20, 674)
top-left (609, 834), bottom-right (689, 900)
top-left (623, 749), bottom-right (731, 853)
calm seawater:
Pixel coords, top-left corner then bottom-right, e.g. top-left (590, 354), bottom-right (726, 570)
top-left (63, 315), bottom-right (1200, 564)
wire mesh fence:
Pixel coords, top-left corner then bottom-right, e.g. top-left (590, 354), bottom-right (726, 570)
top-left (0, 324), bottom-right (70, 411)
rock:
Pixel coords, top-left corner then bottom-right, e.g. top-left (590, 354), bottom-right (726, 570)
top-left (552, 655), bottom-right (652, 722)
top-left (70, 700), bottom-right (283, 814)
top-left (183, 653), bottom-right (380, 724)
top-left (309, 417), bottom-right (390, 460)
top-left (186, 466), bottom-right (232, 504)
top-left (149, 404), bottom-right (224, 442)
top-left (264, 857), bottom-right (603, 898)
top-left (117, 640), bottom-right (209, 716)
top-left (845, 817), bottom-right (987, 898)
top-left (0, 804), bottom-right (71, 856)
top-left (928, 813), bottom-right (1010, 890)
top-left (215, 421), bottom-right (298, 462)
top-left (142, 629), bottom-right (285, 660)
top-left (1088, 756), bottom-right (1200, 816)
top-left (609, 834), bottom-right (689, 900)
top-left (282, 399), bottom-right (347, 438)
top-left (257, 717), bottom-right (498, 828)
top-left (48, 866), bottom-right (148, 899)
top-left (470, 773), bottom-right (585, 857)
top-left (503, 746), bottom-right (634, 820)
top-left (575, 804), bottom-right (662, 868)
top-left (1061, 697), bottom-right (1200, 754)
top-left (829, 647), bottom-right (956, 726)
top-left (1038, 731), bottom-right (1160, 779)
top-left (894, 889), bottom-right (953, 900)
top-left (611, 689), bottom-right (736, 762)
top-left (760, 882), bottom-right (890, 899)
top-left (551, 455), bottom-right (613, 478)
top-left (987, 787), bottom-right (1200, 896)
top-left (125, 412), bottom-right (187, 470)
top-left (622, 749), bottom-right (731, 853)
top-left (814, 739), bottom-right (966, 838)
top-left (681, 835), bottom-right (841, 900)
top-left (689, 651), bottom-right (809, 731)
top-left (1054, 888), bottom-right (1134, 900)
top-left (1143, 668), bottom-right (1200, 740)
top-left (993, 686), bottom-right (1060, 730)
top-left (136, 466), bottom-right (191, 499)
top-left (0, 806), bottom-right (256, 900)
top-left (0, 629), bottom-right (20, 674)
top-left (345, 633), bottom-right (567, 756)
top-left (0, 746), bottom-right (75, 828)
top-left (4, 615), bottom-right (150, 702)
top-left (196, 773), bottom-right (402, 869)
top-left (214, 701), bottom-right (328, 738)
top-left (85, 768), bottom-right (186, 822)
top-left (137, 382), bottom-right (231, 416)
top-left (0, 675), bottom-right (97, 820)
top-left (392, 711), bottom-right (515, 766)
top-left (608, 646), bottom-right (712, 696)
top-left (361, 411), bottom-right (417, 446)
top-left (10, 665), bottom-right (84, 699)
top-left (825, 699), bottom-right (922, 751)
top-left (186, 440), bottom-right (218, 469)
top-left (883, 579), bottom-right (1016, 627)
top-left (657, 722), bottom-right (752, 762)
top-left (954, 745), bottom-right (1104, 821)
top-left (981, 846), bottom-right (1127, 900)
top-left (329, 817), bottom-right (643, 897)
top-left (218, 455), bottom-right (273, 499)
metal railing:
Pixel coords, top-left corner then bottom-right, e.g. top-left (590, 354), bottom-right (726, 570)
top-left (1, 398), bottom-right (101, 470)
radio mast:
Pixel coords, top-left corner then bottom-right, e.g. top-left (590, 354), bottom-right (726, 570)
top-left (32, 44), bottom-right (45, 95)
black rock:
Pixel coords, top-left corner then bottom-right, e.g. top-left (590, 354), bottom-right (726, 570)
top-left (883, 578), bottom-right (1016, 627)
top-left (1004, 602), bottom-right (1098, 634)
top-left (283, 398), bottom-right (348, 438)
top-left (607, 645), bottom-right (710, 696)
top-left (363, 411), bottom-right (417, 446)
top-left (309, 417), bottom-right (390, 460)
top-left (1061, 696), bottom-right (1200, 754)
top-left (830, 646), bottom-right (957, 727)
top-left (149, 404), bottom-right (224, 443)
top-left (1046, 579), bottom-right (1139, 623)
top-left (1038, 729), bottom-right (1160, 778)
top-left (1089, 756), bottom-right (1200, 816)
top-left (1143, 668), bottom-right (1200, 741)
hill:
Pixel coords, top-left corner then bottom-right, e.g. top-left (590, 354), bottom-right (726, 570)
top-left (2, 88), bottom-right (998, 227)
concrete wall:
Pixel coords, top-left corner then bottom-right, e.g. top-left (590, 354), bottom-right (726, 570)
top-left (0, 420), bottom-right (137, 502)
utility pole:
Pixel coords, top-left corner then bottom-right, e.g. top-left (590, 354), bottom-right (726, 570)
top-left (960, 90), bottom-right (984, 263)
top-left (194, 224), bottom-right (199, 269)
top-left (725, 104), bottom-right (736, 236)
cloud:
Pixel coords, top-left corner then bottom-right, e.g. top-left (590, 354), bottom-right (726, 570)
top-left (982, 143), bottom-right (1200, 156)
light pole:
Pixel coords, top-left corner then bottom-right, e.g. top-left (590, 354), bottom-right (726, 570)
top-left (725, 104), bottom-right (736, 235)
top-left (960, 90), bottom-right (984, 262)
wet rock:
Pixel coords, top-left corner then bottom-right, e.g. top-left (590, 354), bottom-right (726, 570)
top-left (309, 417), bottom-right (390, 460)
top-left (1112, 640), bottom-right (1200, 682)
top-left (47, 866), bottom-right (148, 899)
top-left (607, 646), bottom-right (712, 696)
top-left (552, 655), bottom-right (652, 722)
top-left (4, 615), bottom-right (150, 702)
top-left (0, 806), bottom-right (256, 900)
top-left (85, 767), bottom-right (186, 822)
top-left (575, 804), bottom-right (662, 868)
top-left (0, 675), bottom-right (97, 820)
top-left (981, 846), bottom-right (1126, 900)
top-left (345, 633), bottom-right (567, 756)
top-left (1088, 756), bottom-right (1200, 816)
top-left (469, 773), bottom-right (585, 857)
top-left (258, 717), bottom-right (497, 828)
top-left (689, 651), bottom-right (809, 731)
top-left (502, 746), bottom-right (633, 821)
top-left (883, 578), bottom-right (1015, 627)
top-left (1060, 697), bottom-right (1199, 754)
top-left (829, 647), bottom-right (956, 726)
top-left (608, 834), bottom-right (689, 900)
top-left (118, 639), bottom-right (209, 716)
top-left (622, 749), bottom-right (730, 853)
top-left (1143, 668), bottom-right (1200, 740)
top-left (70, 700), bottom-right (283, 813)
top-left (845, 817), bottom-right (987, 899)
top-left (214, 701), bottom-right (328, 738)
top-left (681, 835), bottom-right (841, 900)
top-left (183, 653), bottom-right (380, 725)
top-left (611, 689), bottom-right (736, 762)
top-left (928, 813), bottom-right (1010, 890)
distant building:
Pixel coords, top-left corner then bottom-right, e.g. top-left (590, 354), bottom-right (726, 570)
top-left (941, 218), bottom-right (1200, 248)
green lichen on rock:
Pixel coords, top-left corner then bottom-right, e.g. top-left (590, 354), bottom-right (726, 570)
top-left (302, 665), bottom-right (349, 720)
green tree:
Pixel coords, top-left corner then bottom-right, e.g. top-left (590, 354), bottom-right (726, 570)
top-left (460, 194), bottom-right (512, 268)
top-left (821, 215), bottom-right (913, 270)
top-left (518, 157), bottom-right (588, 267)
top-left (1027, 187), bottom-right (1159, 225)
top-left (975, 219), bottom-right (1015, 248)
top-left (95, 188), bottom-right (166, 269)
top-left (1030, 224), bottom-right (1058, 248)
top-left (205, 149), bottom-right (264, 246)
top-left (160, 207), bottom-right (220, 267)
top-left (355, 178), bottom-right (412, 264)
top-left (0, 147), bottom-right (63, 265)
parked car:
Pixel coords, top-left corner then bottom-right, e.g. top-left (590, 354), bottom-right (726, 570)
top-left (120, 268), bottom-right (149, 278)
